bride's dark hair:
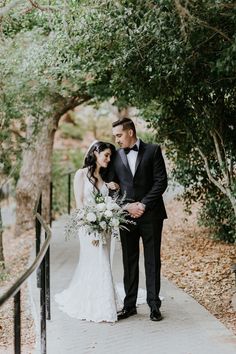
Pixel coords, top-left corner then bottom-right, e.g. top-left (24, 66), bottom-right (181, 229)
top-left (83, 141), bottom-right (116, 191)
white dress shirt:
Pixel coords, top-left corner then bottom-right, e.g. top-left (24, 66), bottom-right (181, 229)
top-left (126, 139), bottom-right (140, 176)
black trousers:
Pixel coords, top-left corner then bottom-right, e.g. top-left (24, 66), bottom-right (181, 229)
top-left (120, 219), bottom-right (163, 310)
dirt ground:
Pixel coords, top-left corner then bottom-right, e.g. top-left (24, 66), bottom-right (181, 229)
top-left (0, 227), bottom-right (35, 354)
top-left (162, 199), bottom-right (236, 335)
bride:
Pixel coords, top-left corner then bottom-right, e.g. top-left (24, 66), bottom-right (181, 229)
top-left (55, 141), bottom-right (121, 323)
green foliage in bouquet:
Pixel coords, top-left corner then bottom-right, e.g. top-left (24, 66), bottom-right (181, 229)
top-left (65, 192), bottom-right (135, 244)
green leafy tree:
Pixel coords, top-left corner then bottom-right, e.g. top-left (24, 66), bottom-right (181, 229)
top-left (1, 0), bottom-right (236, 242)
top-left (69, 0), bottom-right (236, 241)
top-left (0, 1), bottom-right (90, 234)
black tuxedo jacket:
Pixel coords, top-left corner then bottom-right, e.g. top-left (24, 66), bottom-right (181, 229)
top-left (108, 140), bottom-right (168, 220)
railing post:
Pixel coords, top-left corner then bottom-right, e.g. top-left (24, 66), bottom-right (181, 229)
top-left (49, 182), bottom-right (53, 227)
top-left (36, 195), bottom-right (42, 288)
top-left (68, 173), bottom-right (71, 215)
top-left (14, 290), bottom-right (21, 354)
top-left (45, 183), bottom-right (53, 320)
top-left (45, 245), bottom-right (50, 321)
top-left (40, 256), bottom-right (47, 354)
top-left (36, 194), bottom-right (42, 252)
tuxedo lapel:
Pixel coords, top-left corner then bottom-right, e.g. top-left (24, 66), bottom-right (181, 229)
top-left (134, 140), bottom-right (146, 176)
top-left (119, 149), bottom-right (133, 177)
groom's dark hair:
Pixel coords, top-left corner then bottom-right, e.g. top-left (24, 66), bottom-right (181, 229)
top-left (112, 117), bottom-right (136, 135)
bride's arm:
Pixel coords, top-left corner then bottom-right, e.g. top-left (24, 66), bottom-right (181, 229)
top-left (73, 169), bottom-right (84, 208)
top-left (105, 181), bottom-right (120, 190)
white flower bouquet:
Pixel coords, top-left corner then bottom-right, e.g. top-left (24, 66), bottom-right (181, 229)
top-left (65, 192), bottom-right (134, 245)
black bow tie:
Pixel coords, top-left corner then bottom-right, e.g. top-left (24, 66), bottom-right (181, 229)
top-left (124, 144), bottom-right (139, 154)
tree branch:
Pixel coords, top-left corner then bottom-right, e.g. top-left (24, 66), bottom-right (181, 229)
top-left (61, 0), bottom-right (74, 46)
top-left (197, 147), bottom-right (236, 219)
top-left (0, 0), bottom-right (56, 17)
top-left (174, 0), bottom-right (232, 42)
top-left (198, 20), bottom-right (232, 43)
top-left (0, 161), bottom-right (20, 190)
top-left (229, 152), bottom-right (234, 182)
top-left (211, 130), bottom-right (230, 187)
top-left (214, 128), bottom-right (232, 184)
top-left (53, 94), bottom-right (91, 126)
top-left (196, 146), bottom-right (228, 196)
top-left (213, 3), bottom-right (236, 10)
top-left (0, 0), bottom-right (22, 17)
top-left (10, 127), bottom-right (25, 139)
top-left (27, 0), bottom-right (54, 12)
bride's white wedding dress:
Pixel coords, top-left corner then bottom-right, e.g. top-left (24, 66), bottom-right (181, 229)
top-left (55, 168), bottom-right (122, 322)
top-left (55, 168), bottom-right (148, 323)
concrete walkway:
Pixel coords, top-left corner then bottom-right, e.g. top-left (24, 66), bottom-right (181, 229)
top-left (32, 215), bottom-right (236, 354)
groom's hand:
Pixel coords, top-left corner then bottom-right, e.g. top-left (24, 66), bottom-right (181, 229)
top-left (126, 202), bottom-right (145, 218)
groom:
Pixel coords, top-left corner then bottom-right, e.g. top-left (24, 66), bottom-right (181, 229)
top-left (110, 118), bottom-right (167, 321)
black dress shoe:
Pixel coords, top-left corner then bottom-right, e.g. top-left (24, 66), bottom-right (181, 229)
top-left (117, 307), bottom-right (137, 320)
top-left (150, 309), bottom-right (162, 321)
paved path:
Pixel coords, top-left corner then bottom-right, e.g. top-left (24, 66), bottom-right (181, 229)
top-left (31, 216), bottom-right (236, 354)
top-left (1, 202), bottom-right (16, 226)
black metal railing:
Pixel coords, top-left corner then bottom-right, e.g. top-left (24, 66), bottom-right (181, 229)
top-left (53, 170), bottom-right (76, 216)
top-left (0, 191), bottom-right (52, 354)
top-left (64, 169), bottom-right (76, 215)
top-left (0, 171), bottom-right (75, 353)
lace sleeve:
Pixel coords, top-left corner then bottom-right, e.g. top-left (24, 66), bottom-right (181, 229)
top-left (73, 169), bottom-right (84, 208)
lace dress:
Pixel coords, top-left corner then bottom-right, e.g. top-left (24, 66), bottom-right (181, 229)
top-left (55, 168), bottom-right (121, 322)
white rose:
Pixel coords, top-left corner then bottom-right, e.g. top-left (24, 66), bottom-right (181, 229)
top-left (104, 210), bottom-right (113, 218)
top-left (96, 203), bottom-right (106, 211)
top-left (86, 212), bottom-right (97, 222)
top-left (105, 197), bottom-right (120, 211)
top-left (106, 201), bottom-right (118, 211)
top-left (110, 218), bottom-right (119, 227)
top-left (99, 221), bottom-right (107, 230)
top-left (106, 203), bottom-right (113, 211)
top-left (105, 196), bottom-right (113, 204)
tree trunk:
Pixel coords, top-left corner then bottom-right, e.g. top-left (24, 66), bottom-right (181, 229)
top-left (15, 96), bottom-right (90, 237)
top-left (228, 194), bottom-right (236, 226)
top-left (15, 115), bottom-right (56, 236)
top-left (197, 144), bottom-right (236, 234)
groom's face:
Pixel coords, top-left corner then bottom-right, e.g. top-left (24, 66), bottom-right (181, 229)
top-left (112, 125), bottom-right (134, 148)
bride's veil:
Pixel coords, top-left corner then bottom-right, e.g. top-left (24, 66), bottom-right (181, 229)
top-left (83, 140), bottom-right (99, 165)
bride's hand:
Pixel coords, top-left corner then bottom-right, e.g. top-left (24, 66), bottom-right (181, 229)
top-left (106, 182), bottom-right (120, 190)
